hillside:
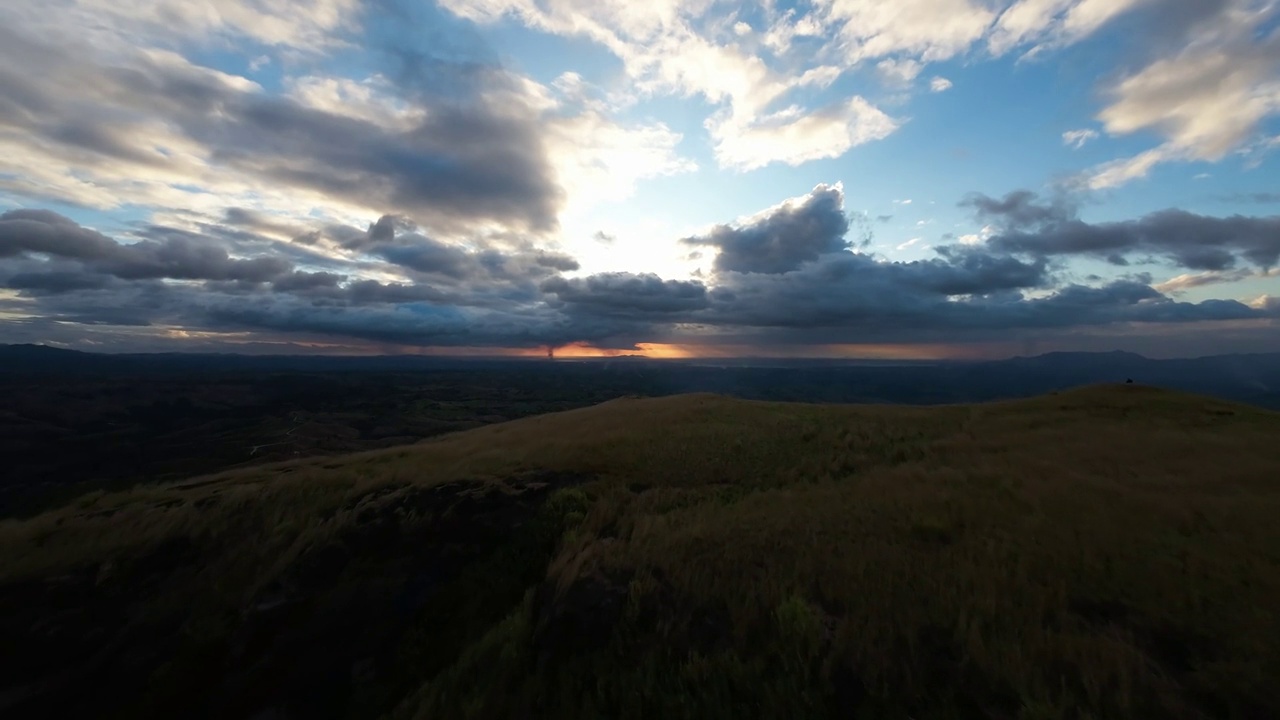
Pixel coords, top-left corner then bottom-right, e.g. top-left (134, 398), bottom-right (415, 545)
top-left (3, 386), bottom-right (1280, 719)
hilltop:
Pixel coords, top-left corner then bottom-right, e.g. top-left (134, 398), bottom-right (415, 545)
top-left (3, 386), bottom-right (1280, 719)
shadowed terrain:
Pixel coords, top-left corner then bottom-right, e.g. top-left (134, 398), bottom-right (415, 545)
top-left (5, 345), bottom-right (1280, 520)
top-left (2, 385), bottom-right (1279, 719)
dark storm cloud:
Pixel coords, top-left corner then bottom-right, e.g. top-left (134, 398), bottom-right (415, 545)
top-left (0, 210), bottom-right (292, 283)
top-left (961, 190), bottom-right (1076, 231)
top-left (533, 251), bottom-right (580, 272)
top-left (337, 214), bottom-right (580, 284)
top-left (0, 23), bottom-right (563, 234)
top-left (376, 238), bottom-right (472, 277)
top-left (682, 184), bottom-right (851, 274)
top-left (0, 209), bottom-right (121, 260)
top-left (2, 197), bottom-right (1275, 355)
top-left (541, 244), bottom-right (1251, 344)
top-left (967, 191), bottom-right (1280, 270)
top-left (694, 250), bottom-right (1044, 331)
top-left (5, 271), bottom-right (115, 293)
top-left (541, 273), bottom-right (709, 315)
top-left (367, 215), bottom-right (400, 245)
top-left (271, 271), bottom-right (347, 292)
top-left (698, 264), bottom-right (1262, 343)
top-left (923, 248), bottom-right (1048, 295)
top-left (343, 279), bottom-right (452, 304)
top-left (0, 209), bottom-right (601, 349)
top-left (527, 184), bottom-right (1273, 349)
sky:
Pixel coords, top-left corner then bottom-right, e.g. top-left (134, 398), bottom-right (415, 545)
top-left (1, 0), bottom-right (1279, 359)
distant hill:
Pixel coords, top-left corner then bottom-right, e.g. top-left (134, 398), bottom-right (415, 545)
top-left (3, 344), bottom-right (1280, 408)
top-left (0, 343), bottom-right (129, 372)
top-left (3, 386), bottom-right (1279, 719)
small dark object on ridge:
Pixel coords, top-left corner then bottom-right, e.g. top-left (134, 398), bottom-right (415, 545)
top-left (1125, 378), bottom-right (1134, 384)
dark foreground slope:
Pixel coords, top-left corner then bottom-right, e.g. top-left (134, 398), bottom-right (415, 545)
top-left (3, 386), bottom-right (1280, 719)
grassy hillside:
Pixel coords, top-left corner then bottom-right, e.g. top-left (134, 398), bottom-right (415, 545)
top-left (3, 385), bottom-right (1279, 719)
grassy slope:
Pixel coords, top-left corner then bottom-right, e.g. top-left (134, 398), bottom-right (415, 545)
top-left (3, 385), bottom-right (1280, 719)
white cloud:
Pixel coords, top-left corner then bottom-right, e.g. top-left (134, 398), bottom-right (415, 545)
top-left (1248, 294), bottom-right (1280, 311)
top-left (1087, 5), bottom-right (1280, 186)
top-left (894, 198), bottom-right (913, 205)
top-left (989, 0), bottom-right (1149, 56)
top-left (761, 10), bottom-right (827, 53)
top-left (437, 0), bottom-right (1176, 173)
top-left (957, 224), bottom-right (996, 246)
top-left (896, 237), bottom-right (924, 250)
top-left (438, 0), bottom-right (967, 171)
top-left (287, 75), bottom-right (423, 130)
top-left (15, 0), bottom-right (362, 51)
top-left (989, 0), bottom-right (1074, 55)
top-left (1062, 128), bottom-right (1099, 148)
top-left (1154, 269), bottom-right (1255, 294)
top-left (877, 58), bottom-right (924, 86)
top-left (816, 0), bottom-right (998, 63)
top-left (1058, 0), bottom-right (1152, 42)
top-left (709, 97), bottom-right (899, 171)
top-left (1086, 147), bottom-right (1177, 189)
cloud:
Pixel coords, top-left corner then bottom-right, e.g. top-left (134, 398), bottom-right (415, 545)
top-left (1086, 147), bottom-right (1176, 189)
top-left (682, 184), bottom-right (851, 274)
top-left (271, 271), bottom-right (347, 292)
top-left (968, 191), bottom-right (1280, 270)
top-left (0, 6), bottom-right (695, 242)
top-left (989, 0), bottom-right (1153, 56)
top-left (439, 0), bottom-right (909, 170)
top-left (76, 0), bottom-right (360, 49)
top-left (438, 0), bottom-right (1205, 174)
top-left (1062, 128), bottom-right (1099, 148)
top-left (0, 209), bottom-right (607, 349)
top-left (1086, 3), bottom-right (1280, 186)
top-left (709, 97), bottom-right (899, 171)
top-left (877, 58), bottom-right (924, 86)
top-left (0, 209), bottom-right (292, 283)
top-left (1153, 269), bottom-right (1257, 294)
top-left (0, 26), bottom-right (565, 236)
top-left (3, 190), bottom-right (1277, 354)
top-left (541, 273), bottom-right (708, 315)
top-left (694, 257), bottom-right (1248, 344)
top-left (818, 0), bottom-right (999, 63)
top-left (537, 238), bottom-right (1257, 349)
top-left (961, 190), bottom-right (1077, 230)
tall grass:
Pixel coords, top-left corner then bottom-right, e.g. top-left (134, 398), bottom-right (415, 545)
top-left (3, 385), bottom-right (1279, 719)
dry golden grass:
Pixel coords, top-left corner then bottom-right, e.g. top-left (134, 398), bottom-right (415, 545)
top-left (3, 384), bottom-right (1280, 719)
